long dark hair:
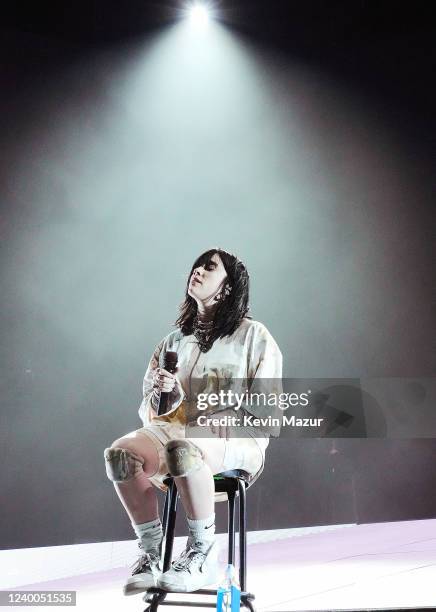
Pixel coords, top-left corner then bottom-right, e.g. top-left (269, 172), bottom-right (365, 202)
top-left (174, 248), bottom-right (252, 349)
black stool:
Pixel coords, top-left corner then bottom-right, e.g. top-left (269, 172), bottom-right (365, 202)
top-left (143, 469), bottom-right (256, 612)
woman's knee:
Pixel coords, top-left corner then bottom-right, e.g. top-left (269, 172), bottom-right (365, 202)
top-left (164, 438), bottom-right (204, 477)
top-left (180, 437), bottom-right (226, 475)
top-left (110, 436), bottom-right (135, 451)
top-left (104, 434), bottom-right (159, 482)
top-left (110, 434), bottom-right (157, 458)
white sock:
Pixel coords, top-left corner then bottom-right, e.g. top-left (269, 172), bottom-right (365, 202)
top-left (132, 517), bottom-right (163, 555)
top-left (187, 513), bottom-right (216, 551)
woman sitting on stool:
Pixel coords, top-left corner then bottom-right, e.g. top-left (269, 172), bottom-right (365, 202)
top-left (104, 247), bottom-right (283, 595)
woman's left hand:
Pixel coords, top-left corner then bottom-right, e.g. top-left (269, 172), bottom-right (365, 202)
top-left (209, 408), bottom-right (238, 441)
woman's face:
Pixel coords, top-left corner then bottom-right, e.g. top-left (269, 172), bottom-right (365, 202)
top-left (188, 253), bottom-right (228, 303)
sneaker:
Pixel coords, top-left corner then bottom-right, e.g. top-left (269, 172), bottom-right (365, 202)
top-left (123, 542), bottom-right (162, 596)
top-left (156, 538), bottom-right (219, 593)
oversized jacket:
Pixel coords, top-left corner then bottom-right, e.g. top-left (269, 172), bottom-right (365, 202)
top-left (138, 317), bottom-right (283, 480)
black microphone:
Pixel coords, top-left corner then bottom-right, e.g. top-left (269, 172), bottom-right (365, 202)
top-left (158, 351), bottom-right (179, 416)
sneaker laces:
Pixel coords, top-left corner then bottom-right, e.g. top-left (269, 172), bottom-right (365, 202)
top-left (131, 541), bottom-right (161, 576)
top-left (171, 539), bottom-right (213, 573)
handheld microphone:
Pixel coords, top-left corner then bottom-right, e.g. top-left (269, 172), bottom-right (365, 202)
top-left (158, 351), bottom-right (179, 416)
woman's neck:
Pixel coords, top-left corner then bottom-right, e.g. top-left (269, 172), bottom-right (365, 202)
top-left (195, 302), bottom-right (217, 323)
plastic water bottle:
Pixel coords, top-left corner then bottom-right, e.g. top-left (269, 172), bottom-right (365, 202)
top-left (216, 564), bottom-right (241, 612)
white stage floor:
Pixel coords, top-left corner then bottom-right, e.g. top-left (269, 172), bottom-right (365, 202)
top-left (2, 519), bottom-right (436, 611)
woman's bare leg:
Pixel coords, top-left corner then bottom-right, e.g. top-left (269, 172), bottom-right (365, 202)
top-left (174, 463), bottom-right (215, 519)
top-left (109, 433), bottom-right (161, 524)
top-left (174, 437), bottom-right (226, 520)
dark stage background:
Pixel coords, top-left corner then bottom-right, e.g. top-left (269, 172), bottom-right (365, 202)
top-left (1, 1), bottom-right (435, 550)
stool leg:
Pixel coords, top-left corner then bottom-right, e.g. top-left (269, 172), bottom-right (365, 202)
top-left (162, 489), bottom-right (169, 538)
top-left (238, 479), bottom-right (247, 592)
top-left (227, 489), bottom-right (236, 565)
top-left (162, 480), bottom-right (178, 572)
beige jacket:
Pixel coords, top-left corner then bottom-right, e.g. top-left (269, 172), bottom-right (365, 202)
top-left (138, 317), bottom-right (283, 463)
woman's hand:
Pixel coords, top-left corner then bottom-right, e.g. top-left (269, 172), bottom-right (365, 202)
top-left (152, 367), bottom-right (178, 393)
top-left (209, 408), bottom-right (237, 441)
top-left (151, 367), bottom-right (184, 414)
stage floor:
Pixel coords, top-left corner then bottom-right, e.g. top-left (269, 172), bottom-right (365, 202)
top-left (2, 519), bottom-right (436, 611)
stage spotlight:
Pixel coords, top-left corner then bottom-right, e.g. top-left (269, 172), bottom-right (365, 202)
top-left (188, 2), bottom-right (210, 27)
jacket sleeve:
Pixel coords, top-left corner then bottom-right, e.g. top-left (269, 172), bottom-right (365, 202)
top-left (242, 323), bottom-right (284, 437)
top-left (207, 323), bottom-right (283, 438)
top-left (248, 323), bottom-right (283, 380)
top-left (138, 337), bottom-right (185, 427)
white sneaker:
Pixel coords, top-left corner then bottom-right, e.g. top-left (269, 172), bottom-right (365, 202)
top-left (156, 538), bottom-right (220, 593)
top-left (123, 542), bottom-right (162, 596)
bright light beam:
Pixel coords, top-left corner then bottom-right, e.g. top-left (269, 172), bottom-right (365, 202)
top-left (188, 2), bottom-right (210, 27)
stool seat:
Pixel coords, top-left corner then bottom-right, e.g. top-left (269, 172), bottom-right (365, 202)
top-left (163, 468), bottom-right (251, 488)
top-left (214, 468), bottom-right (251, 481)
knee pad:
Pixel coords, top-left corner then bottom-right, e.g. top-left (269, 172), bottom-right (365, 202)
top-left (164, 439), bottom-right (204, 478)
top-left (104, 447), bottom-right (144, 483)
